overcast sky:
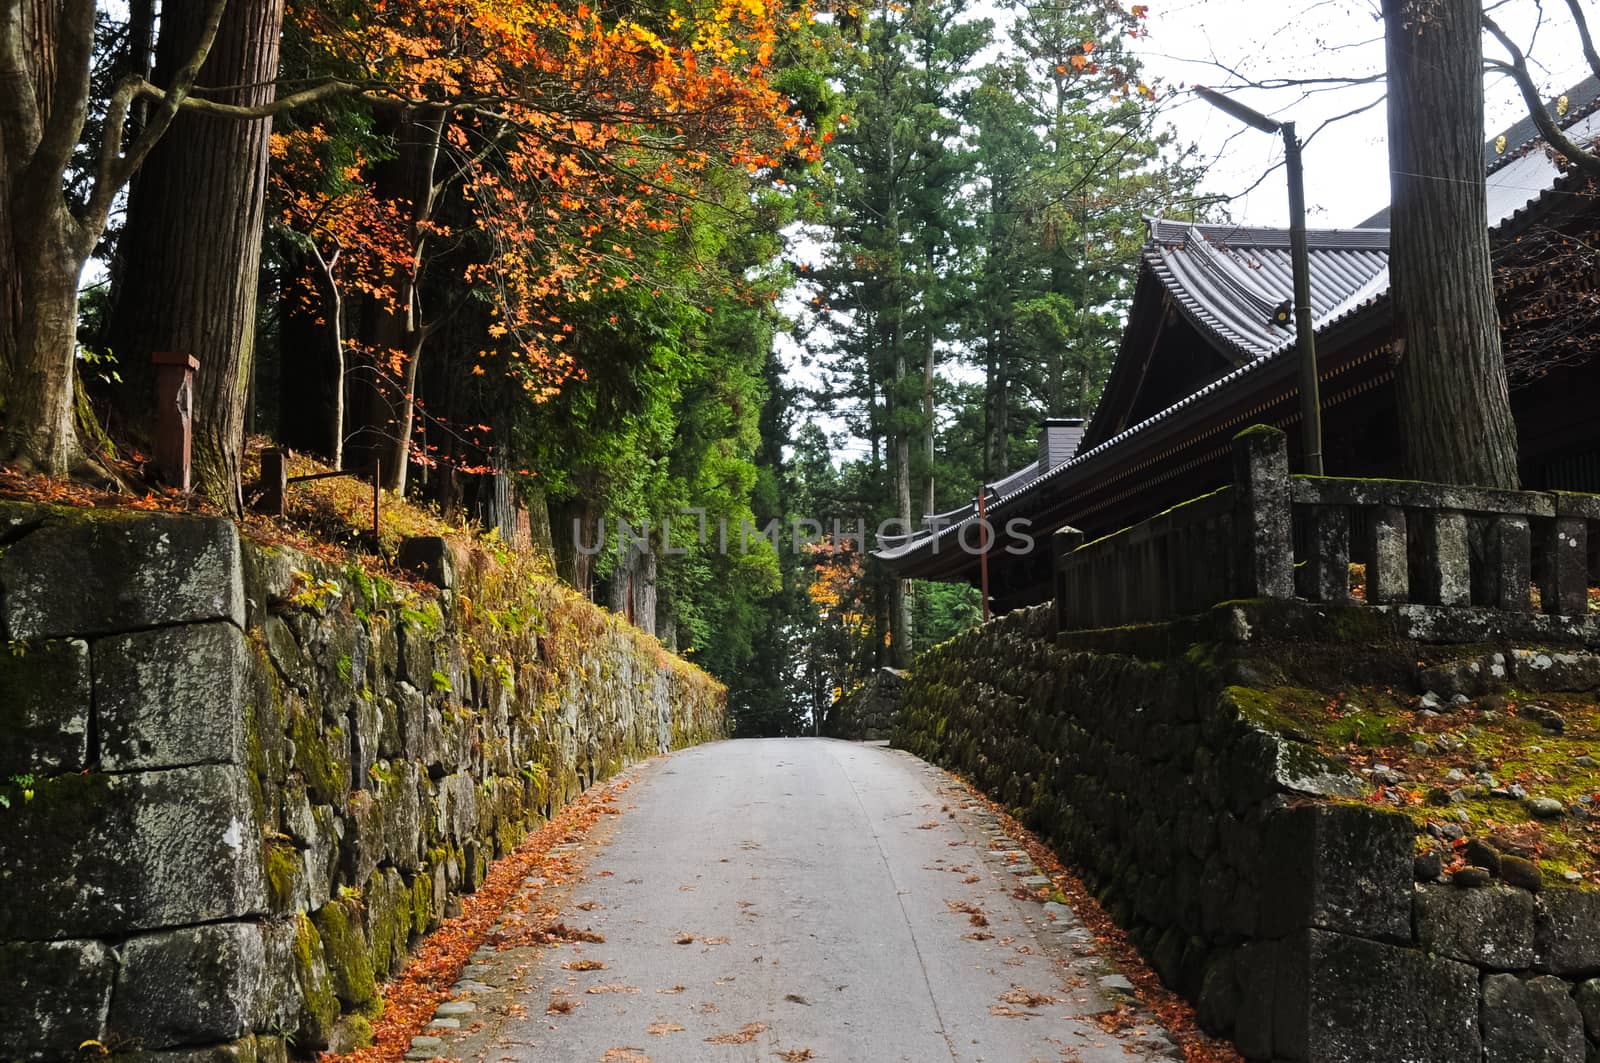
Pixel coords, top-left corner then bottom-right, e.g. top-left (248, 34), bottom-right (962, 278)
top-left (1132, 0), bottom-right (1593, 228)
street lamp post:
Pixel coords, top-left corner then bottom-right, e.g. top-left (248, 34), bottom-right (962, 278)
top-left (1194, 87), bottom-right (1325, 476)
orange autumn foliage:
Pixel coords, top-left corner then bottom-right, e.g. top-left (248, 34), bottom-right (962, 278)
top-left (278, 0), bottom-right (814, 404)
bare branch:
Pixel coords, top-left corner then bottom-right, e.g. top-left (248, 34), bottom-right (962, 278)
top-left (1484, 12), bottom-right (1600, 180)
top-left (1566, 0), bottom-right (1600, 80)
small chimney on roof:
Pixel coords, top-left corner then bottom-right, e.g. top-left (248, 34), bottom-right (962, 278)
top-left (1038, 417), bottom-right (1084, 472)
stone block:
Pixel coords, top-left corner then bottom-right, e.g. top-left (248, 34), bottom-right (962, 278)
top-left (0, 765), bottom-right (265, 939)
top-left (1197, 949), bottom-right (1237, 1035)
top-left (96, 622), bottom-right (248, 770)
top-left (109, 923), bottom-right (269, 1049)
top-left (0, 506), bottom-right (243, 639)
top-left (1578, 978), bottom-right (1600, 1042)
top-left (395, 536), bottom-right (457, 589)
top-left (1412, 509), bottom-right (1471, 607)
top-left (1366, 505), bottom-right (1409, 604)
top-left (312, 898), bottom-right (379, 1009)
top-left (0, 637), bottom-right (90, 776)
top-left (0, 939), bottom-right (114, 1060)
top-left (101, 1038), bottom-right (263, 1063)
top-left (1542, 516), bottom-right (1589, 617)
top-left (1416, 653), bottom-right (1507, 699)
top-left (1232, 427), bottom-right (1293, 600)
top-left (1539, 888), bottom-right (1600, 975)
top-left (1415, 884), bottom-right (1536, 969)
top-left (1273, 929), bottom-right (1479, 1063)
top-left (437, 771), bottom-right (477, 842)
top-left (1512, 649), bottom-right (1600, 693)
top-left (287, 914), bottom-right (339, 1049)
top-left (364, 867), bottom-right (412, 980)
top-left (1232, 939), bottom-right (1278, 1059)
top-left (262, 615), bottom-right (308, 690)
top-left (1259, 803), bottom-right (1413, 940)
top-left (1481, 973), bottom-right (1585, 1063)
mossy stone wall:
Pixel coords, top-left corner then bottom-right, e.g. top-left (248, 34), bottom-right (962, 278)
top-left (0, 502), bottom-right (724, 1060)
top-left (894, 603), bottom-right (1600, 1062)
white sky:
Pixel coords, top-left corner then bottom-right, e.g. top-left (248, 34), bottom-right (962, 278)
top-left (1131, 0), bottom-right (1593, 228)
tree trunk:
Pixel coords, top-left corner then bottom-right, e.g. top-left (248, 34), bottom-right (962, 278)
top-left (107, 0), bottom-right (284, 510)
top-left (1383, 0), bottom-right (1520, 488)
top-left (4, 211), bottom-right (85, 472)
top-left (921, 281), bottom-right (935, 519)
top-left (0, 0), bottom-right (57, 400)
top-left (350, 112), bottom-right (442, 495)
top-left (0, 0), bottom-right (65, 460)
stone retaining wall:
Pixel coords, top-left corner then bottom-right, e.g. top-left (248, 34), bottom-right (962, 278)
top-left (0, 502), bottom-right (724, 1061)
top-left (894, 601), bottom-right (1600, 1062)
top-left (825, 667), bottom-right (906, 740)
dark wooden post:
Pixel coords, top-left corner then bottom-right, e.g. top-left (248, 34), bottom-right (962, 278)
top-left (977, 486), bottom-right (991, 623)
top-left (259, 447), bottom-right (287, 516)
top-left (1232, 426), bottom-right (1294, 600)
top-left (151, 352), bottom-right (198, 491)
top-left (1053, 527), bottom-right (1084, 635)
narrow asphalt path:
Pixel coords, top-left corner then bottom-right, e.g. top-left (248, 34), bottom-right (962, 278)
top-left (434, 739), bottom-right (1177, 1063)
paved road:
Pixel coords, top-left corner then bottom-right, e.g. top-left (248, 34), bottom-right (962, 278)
top-left (434, 739), bottom-right (1176, 1063)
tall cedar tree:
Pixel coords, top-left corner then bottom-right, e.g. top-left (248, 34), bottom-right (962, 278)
top-left (1383, 0), bottom-right (1520, 487)
top-left (108, 0), bottom-right (285, 510)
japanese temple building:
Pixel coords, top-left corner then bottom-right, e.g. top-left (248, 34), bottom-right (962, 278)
top-left (878, 79), bottom-right (1600, 612)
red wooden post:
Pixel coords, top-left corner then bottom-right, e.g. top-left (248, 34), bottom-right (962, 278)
top-left (259, 448), bottom-right (288, 516)
top-left (152, 352), bottom-right (198, 491)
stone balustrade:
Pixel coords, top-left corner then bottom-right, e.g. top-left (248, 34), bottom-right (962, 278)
top-left (1054, 425), bottom-right (1600, 633)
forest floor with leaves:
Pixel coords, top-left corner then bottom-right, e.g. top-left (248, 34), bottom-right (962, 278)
top-left (1247, 678), bottom-right (1600, 886)
top-left (953, 784), bottom-right (1245, 1063)
top-left (0, 441), bottom-right (512, 584)
top-left (322, 776), bottom-right (640, 1063)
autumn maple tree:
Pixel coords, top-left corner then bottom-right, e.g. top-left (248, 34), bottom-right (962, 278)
top-left (266, 0), bottom-right (814, 490)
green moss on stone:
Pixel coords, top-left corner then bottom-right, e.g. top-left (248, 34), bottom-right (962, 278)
top-left (410, 870), bottom-right (434, 936)
top-left (264, 841), bottom-right (301, 913)
top-left (291, 710), bottom-right (345, 804)
top-left (312, 897), bottom-right (378, 1009)
top-left (291, 914), bottom-right (340, 1045)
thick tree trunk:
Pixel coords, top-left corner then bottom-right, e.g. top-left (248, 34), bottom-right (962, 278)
top-left (107, 0), bottom-right (284, 510)
top-left (0, 0), bottom-right (69, 465)
top-left (0, 0), bottom-right (57, 400)
top-left (4, 213), bottom-right (85, 472)
top-left (1383, 0), bottom-right (1520, 488)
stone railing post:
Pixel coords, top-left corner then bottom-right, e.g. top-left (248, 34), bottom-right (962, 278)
top-left (1053, 527), bottom-right (1084, 634)
top-left (1545, 494), bottom-right (1597, 616)
top-left (1307, 506), bottom-right (1352, 604)
top-left (1366, 505), bottom-right (1409, 603)
top-left (1232, 426), bottom-right (1293, 600)
top-left (1413, 509), bottom-right (1471, 606)
top-left (1490, 515), bottom-right (1533, 612)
